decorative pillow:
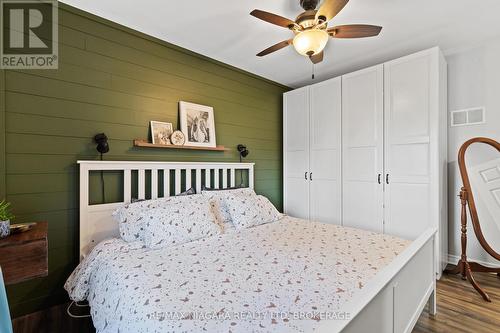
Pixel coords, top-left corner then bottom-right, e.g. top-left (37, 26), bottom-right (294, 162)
top-left (129, 188), bottom-right (195, 204)
top-left (141, 198), bottom-right (221, 249)
top-left (177, 187), bottom-right (196, 196)
top-left (225, 194), bottom-right (281, 229)
top-left (201, 187), bottom-right (256, 225)
top-left (113, 194), bottom-right (205, 242)
top-left (202, 186), bottom-right (245, 191)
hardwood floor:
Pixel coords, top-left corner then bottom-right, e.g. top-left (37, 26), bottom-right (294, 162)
top-left (12, 302), bottom-right (95, 333)
top-left (11, 269), bottom-right (500, 333)
top-left (414, 270), bottom-right (500, 333)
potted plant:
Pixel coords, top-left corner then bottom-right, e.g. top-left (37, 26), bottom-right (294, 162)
top-left (0, 200), bottom-right (14, 238)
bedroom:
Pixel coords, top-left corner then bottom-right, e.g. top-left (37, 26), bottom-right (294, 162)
top-left (0, 0), bottom-right (499, 332)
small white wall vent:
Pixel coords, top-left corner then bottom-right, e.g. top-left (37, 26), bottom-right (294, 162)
top-left (450, 107), bottom-right (485, 127)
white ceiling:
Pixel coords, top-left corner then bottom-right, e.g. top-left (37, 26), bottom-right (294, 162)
top-left (60, 0), bottom-right (500, 88)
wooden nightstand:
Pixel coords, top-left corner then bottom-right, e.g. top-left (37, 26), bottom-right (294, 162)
top-left (0, 222), bottom-right (48, 285)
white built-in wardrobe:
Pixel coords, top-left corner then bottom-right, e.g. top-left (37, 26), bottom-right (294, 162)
top-left (283, 47), bottom-right (448, 275)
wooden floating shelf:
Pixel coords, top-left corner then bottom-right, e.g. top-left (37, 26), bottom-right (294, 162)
top-left (133, 139), bottom-right (229, 151)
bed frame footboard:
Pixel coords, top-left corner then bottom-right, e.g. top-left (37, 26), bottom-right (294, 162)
top-left (317, 228), bottom-right (437, 333)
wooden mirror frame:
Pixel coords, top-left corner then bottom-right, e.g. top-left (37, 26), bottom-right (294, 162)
top-left (447, 137), bottom-right (500, 302)
top-left (459, 137), bottom-right (500, 261)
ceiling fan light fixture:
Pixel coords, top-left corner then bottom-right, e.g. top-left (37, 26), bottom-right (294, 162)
top-left (252, 0), bottom-right (382, 65)
top-left (292, 29), bottom-right (328, 57)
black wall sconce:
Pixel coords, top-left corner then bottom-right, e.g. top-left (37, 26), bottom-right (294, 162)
top-left (94, 133), bottom-right (109, 159)
top-left (237, 144), bottom-right (249, 186)
top-left (237, 144), bottom-right (249, 162)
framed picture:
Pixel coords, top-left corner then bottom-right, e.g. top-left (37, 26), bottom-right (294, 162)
top-left (179, 101), bottom-right (217, 148)
top-left (150, 121), bottom-right (173, 145)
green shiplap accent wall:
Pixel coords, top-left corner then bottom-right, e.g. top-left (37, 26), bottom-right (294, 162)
top-left (1, 3), bottom-right (288, 317)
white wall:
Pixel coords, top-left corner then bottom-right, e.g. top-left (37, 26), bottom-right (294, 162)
top-left (446, 37), bottom-right (500, 266)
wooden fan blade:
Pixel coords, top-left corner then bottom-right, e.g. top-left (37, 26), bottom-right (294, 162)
top-left (316, 0), bottom-right (349, 22)
top-left (257, 39), bottom-right (292, 57)
top-left (250, 9), bottom-right (296, 29)
top-left (310, 51), bottom-right (324, 64)
top-left (328, 24), bottom-right (382, 38)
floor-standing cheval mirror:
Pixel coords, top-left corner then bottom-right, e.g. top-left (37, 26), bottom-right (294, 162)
top-left (446, 137), bottom-right (500, 301)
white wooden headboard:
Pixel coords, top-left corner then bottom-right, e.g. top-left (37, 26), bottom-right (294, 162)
top-left (78, 160), bottom-right (255, 257)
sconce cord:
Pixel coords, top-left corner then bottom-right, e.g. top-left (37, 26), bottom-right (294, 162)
top-left (66, 301), bottom-right (91, 318)
top-left (239, 151), bottom-right (244, 186)
top-left (100, 152), bottom-right (105, 203)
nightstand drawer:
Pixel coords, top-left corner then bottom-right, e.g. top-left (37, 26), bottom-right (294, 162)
top-left (0, 239), bottom-right (48, 284)
top-left (0, 222), bottom-right (48, 285)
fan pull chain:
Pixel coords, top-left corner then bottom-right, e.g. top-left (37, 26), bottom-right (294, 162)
top-left (312, 64), bottom-right (315, 80)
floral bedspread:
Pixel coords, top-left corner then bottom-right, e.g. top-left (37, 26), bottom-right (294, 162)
top-left (65, 216), bottom-right (410, 333)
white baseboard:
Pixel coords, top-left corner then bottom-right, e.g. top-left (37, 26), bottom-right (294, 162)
top-left (447, 254), bottom-right (500, 268)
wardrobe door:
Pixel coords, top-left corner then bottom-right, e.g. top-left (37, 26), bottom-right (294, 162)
top-left (342, 65), bottom-right (384, 232)
top-left (283, 87), bottom-right (310, 219)
top-left (309, 77), bottom-right (342, 224)
top-left (383, 50), bottom-right (437, 240)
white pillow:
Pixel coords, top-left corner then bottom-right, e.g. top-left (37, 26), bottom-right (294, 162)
top-left (201, 188), bottom-right (256, 225)
top-left (141, 198), bottom-right (221, 249)
top-left (225, 194), bottom-right (281, 229)
top-left (113, 194), bottom-right (209, 242)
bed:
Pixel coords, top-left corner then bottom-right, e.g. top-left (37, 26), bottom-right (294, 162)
top-left (71, 161), bottom-right (437, 333)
